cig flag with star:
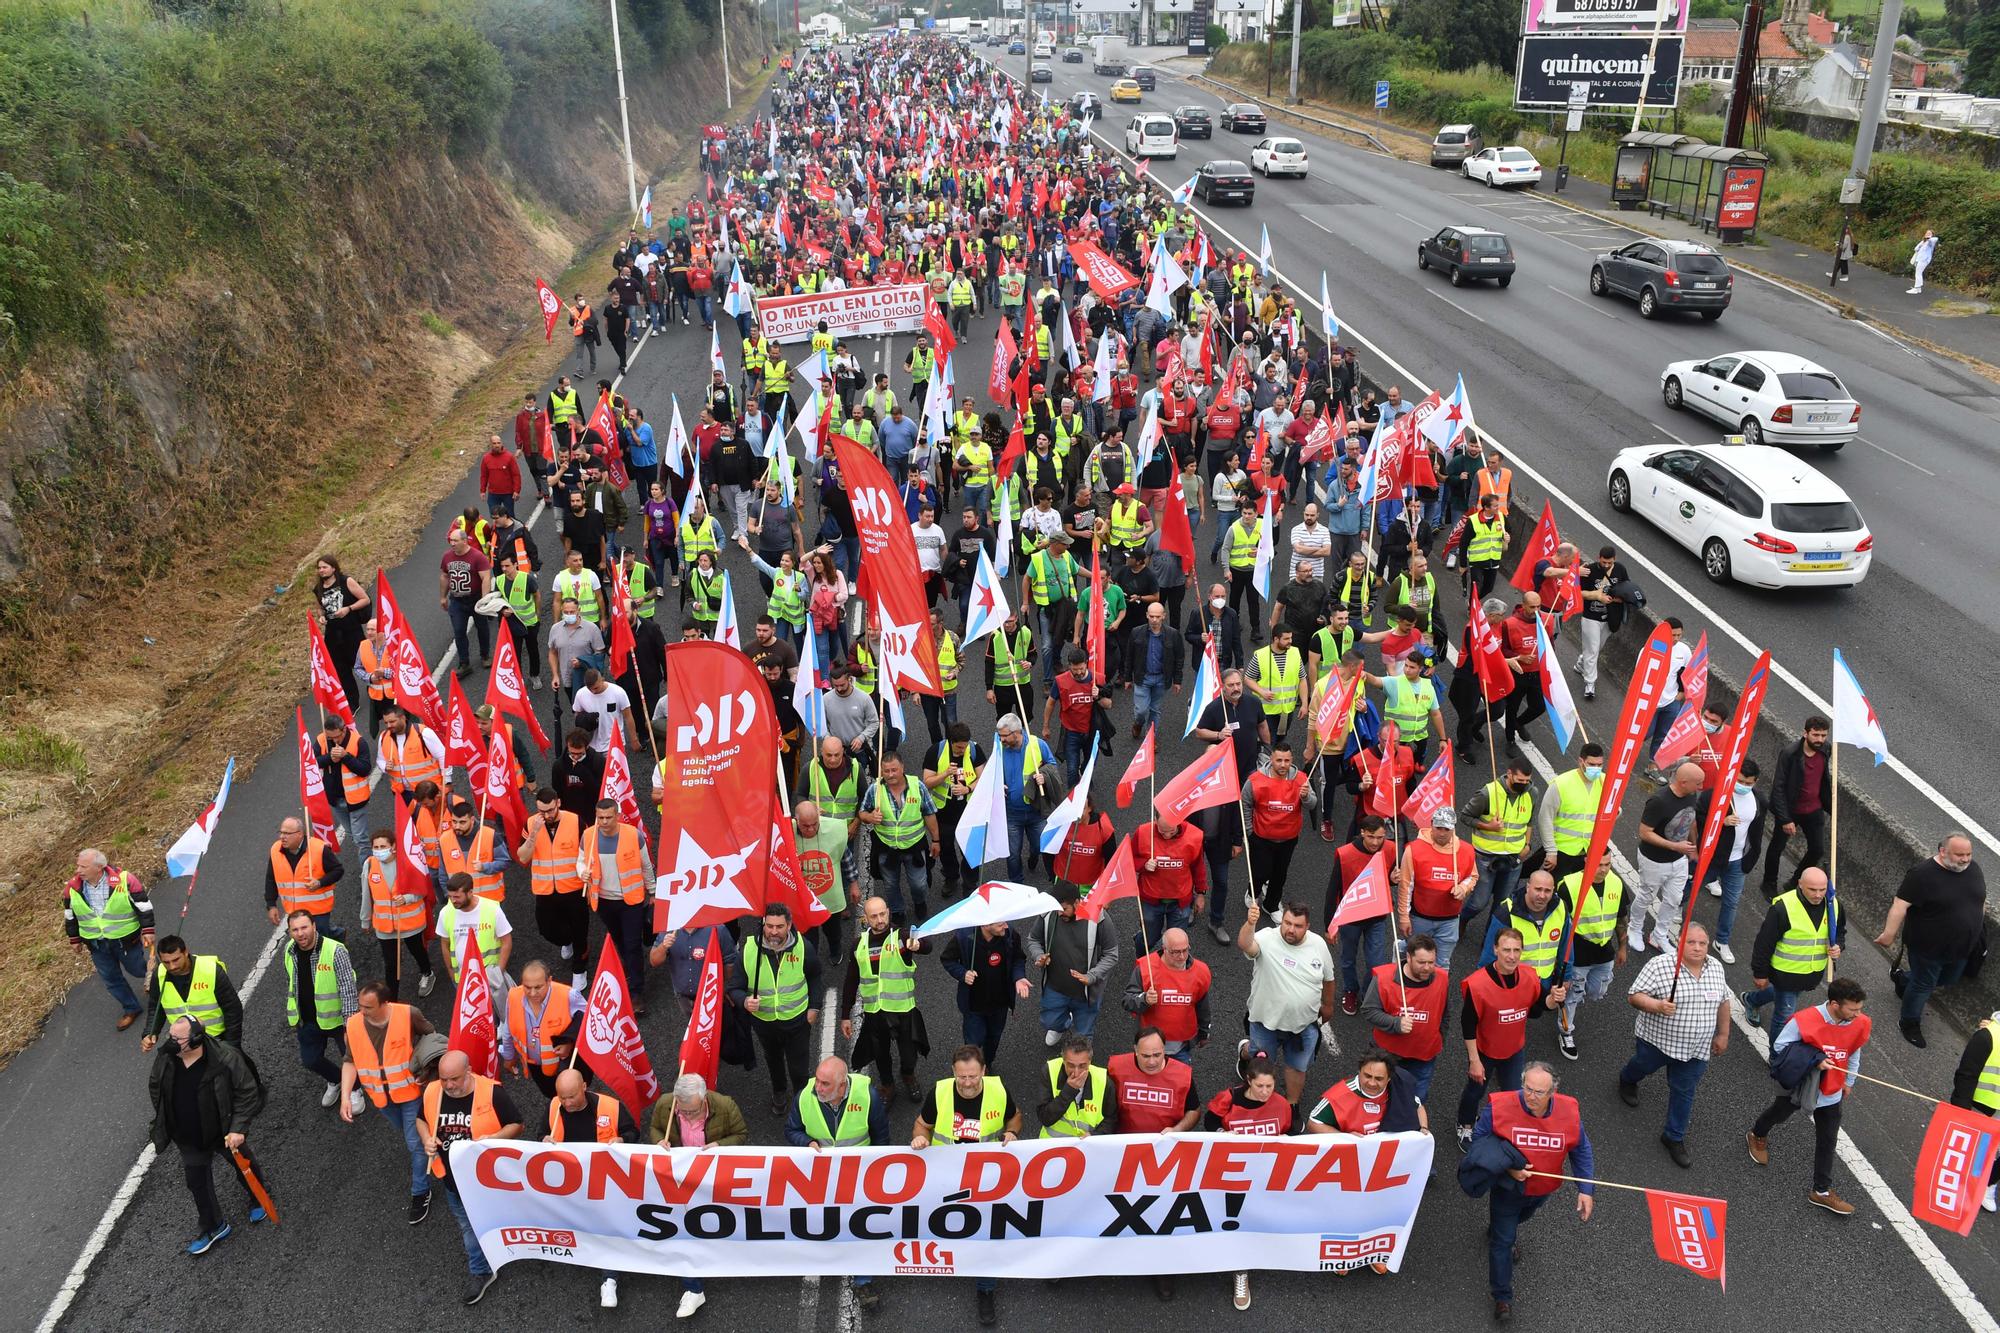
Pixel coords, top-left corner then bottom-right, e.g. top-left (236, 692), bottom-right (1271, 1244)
top-left (653, 641), bottom-right (778, 933)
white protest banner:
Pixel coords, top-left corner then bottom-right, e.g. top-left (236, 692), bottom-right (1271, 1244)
top-left (451, 1131), bottom-right (1433, 1279)
top-left (756, 283), bottom-right (931, 344)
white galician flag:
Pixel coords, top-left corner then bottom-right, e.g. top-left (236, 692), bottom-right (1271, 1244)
top-left (1831, 648), bottom-right (1889, 764)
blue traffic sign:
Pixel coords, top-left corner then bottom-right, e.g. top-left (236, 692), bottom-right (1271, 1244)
top-left (1374, 80), bottom-right (1390, 109)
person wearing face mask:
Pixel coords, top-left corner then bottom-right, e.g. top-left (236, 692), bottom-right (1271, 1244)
top-left (1461, 756), bottom-right (1539, 945)
top-left (546, 595), bottom-right (607, 704)
top-left (1185, 581), bottom-right (1244, 673)
top-left (1876, 833), bottom-right (1987, 1047)
top-left (1536, 743), bottom-right (1607, 884)
top-left (149, 1017), bottom-right (268, 1257)
top-left (1703, 758), bottom-right (1764, 966)
top-left (362, 830), bottom-right (436, 1001)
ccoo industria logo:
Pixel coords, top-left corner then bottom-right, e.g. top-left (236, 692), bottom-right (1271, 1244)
top-left (891, 1240), bottom-right (956, 1275)
top-left (1318, 1232), bottom-right (1397, 1272)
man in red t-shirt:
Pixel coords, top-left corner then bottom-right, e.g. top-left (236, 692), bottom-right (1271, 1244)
top-left (1048, 648), bottom-right (1106, 788)
top-left (1399, 809), bottom-right (1479, 971)
top-left (1122, 928), bottom-right (1211, 1061)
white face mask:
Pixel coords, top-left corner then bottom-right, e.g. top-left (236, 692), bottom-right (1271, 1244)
top-left (1211, 596), bottom-right (1226, 611)
top-left (1581, 764), bottom-right (1604, 781)
top-left (1703, 719), bottom-right (1721, 734)
top-left (563, 612), bottom-right (579, 626)
top-left (1735, 782), bottom-right (1754, 795)
top-left (372, 848), bottom-right (393, 863)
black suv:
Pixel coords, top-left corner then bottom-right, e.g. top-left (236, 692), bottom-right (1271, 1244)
top-left (1132, 65), bottom-right (1157, 90)
top-left (1590, 240), bottom-right (1733, 319)
top-left (1172, 105), bottom-right (1213, 137)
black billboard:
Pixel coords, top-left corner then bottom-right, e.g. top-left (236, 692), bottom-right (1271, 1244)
top-left (1514, 33), bottom-right (1683, 109)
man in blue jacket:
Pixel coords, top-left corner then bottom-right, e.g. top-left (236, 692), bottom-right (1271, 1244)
top-left (941, 921), bottom-right (1031, 1067)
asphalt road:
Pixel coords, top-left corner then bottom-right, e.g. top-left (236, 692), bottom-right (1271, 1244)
top-left (1007, 40), bottom-right (2000, 854)
top-left (14, 54), bottom-right (2000, 1333)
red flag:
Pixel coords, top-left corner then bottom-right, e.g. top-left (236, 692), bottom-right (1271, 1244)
top-left (1313, 667), bottom-right (1360, 748)
top-left (831, 434), bottom-right (942, 695)
top-left (588, 392), bottom-right (629, 490)
top-left (534, 278), bottom-right (562, 344)
top-left (1067, 237), bottom-right (1140, 299)
top-left (923, 296), bottom-right (959, 357)
top-left (1134, 156), bottom-right (1151, 178)
top-left (1913, 1101), bottom-right (1999, 1236)
top-left (374, 570), bottom-right (445, 732)
top-left (483, 727), bottom-right (529, 850)
top-left (1355, 726), bottom-right (1405, 819)
top-left (306, 617), bottom-right (355, 726)
top-left (485, 633), bottom-right (550, 751)
top-left (677, 927), bottom-right (727, 1087)
top-left (1401, 744), bottom-right (1457, 826)
top-left (766, 801), bottom-right (834, 928)
top-left (448, 933), bottom-right (499, 1079)
top-left (606, 560), bottom-right (637, 680)
top-left (1087, 543), bottom-right (1107, 681)
top-left (1677, 652), bottom-right (1772, 959)
top-left (296, 707), bottom-right (341, 851)
top-left (579, 934), bottom-right (662, 1122)
top-left (1153, 739), bottom-right (1240, 822)
top-left (1509, 501), bottom-right (1562, 593)
top-left (539, 407), bottom-right (556, 466)
top-left (1568, 625), bottom-right (1679, 961)
top-left (1652, 633), bottom-right (1712, 770)
top-left (599, 743), bottom-right (648, 850)
top-left (654, 642), bottom-right (779, 933)
top-left (1644, 1189), bottom-right (1728, 1287)
top-left (1078, 836), bottom-right (1140, 923)
top-left (996, 418), bottom-right (1027, 483)
top-left (392, 792), bottom-right (432, 934)
top-left (444, 673), bottom-right (482, 776)
top-left (1328, 849), bottom-right (1392, 931)
top-left (1115, 723), bottom-right (1156, 809)
top-left (1158, 453), bottom-right (1197, 575)
top-left (1466, 596), bottom-right (1516, 704)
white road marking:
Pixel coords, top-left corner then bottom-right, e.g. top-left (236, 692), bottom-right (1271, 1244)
top-left (1394, 211), bottom-right (1426, 229)
top-left (1858, 436), bottom-right (1937, 477)
top-left (1426, 289), bottom-right (1486, 324)
top-left (1546, 283), bottom-right (1615, 318)
top-left (1301, 215), bottom-right (1336, 234)
top-left (799, 984), bottom-right (848, 1331)
top-left (1650, 422), bottom-right (1697, 447)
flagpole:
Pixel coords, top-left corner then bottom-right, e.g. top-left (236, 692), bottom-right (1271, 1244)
top-left (1827, 739), bottom-right (1840, 986)
top-left (1839, 1067), bottom-right (1941, 1103)
top-left (1237, 781), bottom-right (1258, 917)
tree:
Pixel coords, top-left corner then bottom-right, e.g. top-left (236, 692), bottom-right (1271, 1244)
top-left (1965, 8), bottom-right (2000, 97)
top-left (1389, 0), bottom-right (1517, 71)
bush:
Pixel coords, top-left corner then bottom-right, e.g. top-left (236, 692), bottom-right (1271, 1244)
top-left (1207, 22), bottom-right (1227, 51)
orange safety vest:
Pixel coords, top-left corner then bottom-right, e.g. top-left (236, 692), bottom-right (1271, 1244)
top-left (578, 822), bottom-right (646, 908)
top-left (1477, 467), bottom-right (1514, 510)
top-left (379, 727), bottom-right (442, 798)
top-left (270, 839), bottom-right (334, 916)
top-left (421, 1075), bottom-right (501, 1178)
top-left (528, 811), bottom-right (584, 897)
top-left (507, 982), bottom-right (576, 1077)
top-left (548, 1092), bottom-right (620, 1143)
top-left (364, 857), bottom-right (427, 937)
top-left (438, 823), bottom-right (503, 902)
top-left (499, 531), bottom-right (534, 575)
top-left (570, 302), bottom-right (593, 338)
top-left (356, 639), bottom-right (391, 702)
top-left (415, 801), bottom-right (443, 871)
top-left (347, 1005), bottom-right (421, 1107)
top-left (327, 727), bottom-right (372, 808)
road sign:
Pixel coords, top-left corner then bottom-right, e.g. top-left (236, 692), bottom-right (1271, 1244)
top-left (1374, 80), bottom-right (1390, 109)
top-left (1840, 175), bottom-right (1866, 205)
top-left (1565, 107), bottom-right (1585, 132)
top-left (1568, 81), bottom-right (1590, 108)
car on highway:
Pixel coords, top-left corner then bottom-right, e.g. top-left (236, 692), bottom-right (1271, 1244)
top-left (1417, 225), bottom-right (1515, 287)
top-left (1110, 78), bottom-right (1143, 102)
top-left (1070, 91), bottom-right (1102, 119)
top-left (1132, 65), bottom-right (1157, 90)
top-left (1062, 46), bottom-right (1084, 62)
top-left (1194, 159), bottom-right (1256, 205)
top-left (1251, 136), bottom-right (1308, 177)
top-left (1221, 102), bottom-right (1266, 132)
top-left (1660, 351), bottom-right (1861, 452)
top-left (1172, 105), bottom-right (1213, 137)
top-left (1125, 114), bottom-right (1179, 158)
top-left (1008, 39), bottom-right (1026, 53)
top-left (1462, 146), bottom-right (1542, 187)
top-left (1607, 441), bottom-right (1872, 587)
top-left (1591, 239), bottom-right (1733, 320)
top-left (1031, 62), bottom-right (1053, 82)
top-left (1429, 123), bottom-right (1484, 167)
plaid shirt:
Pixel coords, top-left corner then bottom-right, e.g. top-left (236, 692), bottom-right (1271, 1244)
top-left (1628, 953), bottom-right (1732, 1062)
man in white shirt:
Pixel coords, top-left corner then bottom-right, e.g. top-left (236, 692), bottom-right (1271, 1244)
top-left (1288, 504), bottom-right (1333, 581)
top-left (1643, 618), bottom-right (1692, 780)
top-left (1235, 899), bottom-right (1336, 1108)
top-left (571, 669), bottom-right (634, 753)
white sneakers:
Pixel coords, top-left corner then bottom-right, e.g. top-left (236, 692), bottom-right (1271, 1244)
top-left (418, 972), bottom-right (437, 997)
top-left (1984, 1185), bottom-right (1997, 1214)
top-left (1233, 1272), bottom-right (1251, 1310)
top-left (1044, 1028), bottom-right (1063, 1046)
top-left (677, 1290), bottom-right (707, 1318)
top-left (348, 1090), bottom-right (367, 1117)
top-left (573, 972), bottom-right (588, 989)
top-left (1708, 881), bottom-right (1722, 898)
top-left (600, 1278), bottom-right (619, 1308)
top-left (1715, 944), bottom-right (1736, 964)
top-left (320, 1082), bottom-right (340, 1108)
top-left (561, 944), bottom-right (574, 961)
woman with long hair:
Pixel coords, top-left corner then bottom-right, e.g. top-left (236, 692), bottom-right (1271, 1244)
top-left (313, 555), bottom-right (372, 714)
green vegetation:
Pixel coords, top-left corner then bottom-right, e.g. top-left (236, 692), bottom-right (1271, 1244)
top-left (419, 311), bottom-right (457, 338)
top-left (0, 0), bottom-right (711, 362)
top-left (0, 726), bottom-right (87, 782)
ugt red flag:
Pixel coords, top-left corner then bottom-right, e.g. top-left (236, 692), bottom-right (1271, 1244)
top-left (677, 927), bottom-right (727, 1088)
top-left (1644, 1189), bottom-right (1728, 1287)
top-left (1912, 1101), bottom-right (1999, 1236)
top-left (1086, 542), bottom-right (1107, 680)
top-left (306, 617), bottom-right (355, 726)
top-left (580, 934), bottom-right (662, 1121)
top-left (655, 642), bottom-right (779, 934)
top-left (606, 560), bottom-right (638, 679)
top-left (1116, 723), bottom-right (1156, 809)
top-left (1154, 739), bottom-right (1241, 822)
top-left (989, 321), bottom-right (1018, 405)
top-left (1466, 595), bottom-right (1516, 704)
top-left (766, 798), bottom-right (834, 929)
top-left (485, 633), bottom-right (550, 751)
top-left (1570, 624), bottom-right (1679, 955)
top-left (444, 673), bottom-right (483, 778)
top-left (296, 706), bottom-right (341, 851)
top-left (1078, 836), bottom-right (1140, 923)
top-left (392, 791), bottom-right (433, 930)
top-left (448, 933), bottom-right (499, 1079)
top-left (831, 433), bottom-right (942, 695)
top-left (1329, 849), bottom-right (1391, 931)
top-left (1510, 501), bottom-right (1562, 593)
top-left (534, 278), bottom-right (562, 343)
top-left (1401, 743), bottom-right (1457, 827)
top-left (599, 743), bottom-right (649, 849)
top-left (373, 570), bottom-right (445, 732)
top-left (483, 727), bottom-right (529, 850)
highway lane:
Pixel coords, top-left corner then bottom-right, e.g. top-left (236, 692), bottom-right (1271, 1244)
top-left (1007, 44), bottom-right (2000, 844)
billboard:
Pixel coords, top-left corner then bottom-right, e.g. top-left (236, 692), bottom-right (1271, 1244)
top-left (1524, 0), bottom-right (1687, 32)
top-left (1515, 33), bottom-right (1682, 109)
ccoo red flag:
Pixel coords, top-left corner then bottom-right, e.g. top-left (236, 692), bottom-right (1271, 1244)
top-left (1087, 542), bottom-right (1107, 681)
top-left (677, 926), bottom-right (728, 1087)
top-left (1509, 500), bottom-right (1563, 593)
top-left (579, 934), bottom-right (662, 1122)
top-left (923, 295), bottom-right (959, 357)
top-left (484, 633), bottom-right (550, 751)
top-left (830, 433), bottom-right (941, 695)
top-left (989, 321), bottom-right (1018, 405)
top-left (1400, 743), bottom-right (1458, 827)
top-left (296, 706), bottom-right (341, 851)
top-left (1078, 836), bottom-right (1140, 923)
top-left (448, 932), bottom-right (500, 1079)
top-left (1158, 449), bottom-right (1197, 574)
top-left (534, 278), bottom-right (562, 343)
top-left (1466, 595), bottom-right (1517, 704)
top-left (1115, 723), bottom-right (1156, 809)
top-left (306, 617), bottom-right (355, 726)
top-left (1912, 1101), bottom-right (1999, 1236)
top-left (373, 570), bottom-right (446, 733)
top-left (1328, 849), bottom-right (1392, 931)
top-left (1644, 1189), bottom-right (1728, 1287)
top-left (1153, 739), bottom-right (1240, 822)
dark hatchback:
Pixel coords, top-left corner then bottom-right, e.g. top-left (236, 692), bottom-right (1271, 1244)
top-left (1417, 225), bottom-right (1516, 287)
top-left (1196, 159), bottom-right (1256, 205)
top-left (1221, 102), bottom-right (1266, 132)
top-left (1172, 105), bottom-right (1213, 137)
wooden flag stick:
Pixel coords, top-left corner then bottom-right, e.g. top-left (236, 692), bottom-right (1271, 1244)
top-left (1523, 1170), bottom-right (1649, 1195)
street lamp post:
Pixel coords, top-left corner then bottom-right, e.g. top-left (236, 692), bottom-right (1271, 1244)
top-left (608, 0), bottom-right (641, 215)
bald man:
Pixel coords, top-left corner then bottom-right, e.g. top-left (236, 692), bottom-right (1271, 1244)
top-left (785, 1057), bottom-right (886, 1311)
top-left (545, 1069), bottom-right (640, 1307)
top-left (1632, 762), bottom-right (1707, 954)
top-left (418, 1050), bottom-right (523, 1305)
top-left (841, 896), bottom-right (931, 1103)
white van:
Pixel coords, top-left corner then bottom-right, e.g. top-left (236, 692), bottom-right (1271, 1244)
top-left (1124, 113), bottom-right (1178, 158)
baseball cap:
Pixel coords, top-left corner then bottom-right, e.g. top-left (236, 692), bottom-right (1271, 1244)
top-left (1431, 808), bottom-right (1457, 829)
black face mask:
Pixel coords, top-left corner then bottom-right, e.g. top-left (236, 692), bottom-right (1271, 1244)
top-left (159, 1036), bottom-right (182, 1056)
top-left (1509, 780), bottom-right (1532, 796)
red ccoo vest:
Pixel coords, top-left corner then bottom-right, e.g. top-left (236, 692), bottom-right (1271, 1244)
top-left (1487, 1090), bottom-right (1583, 1197)
top-left (1107, 1052), bottom-right (1194, 1135)
top-left (1791, 1005), bottom-right (1872, 1098)
top-left (1461, 966), bottom-right (1543, 1061)
top-left (1248, 771), bottom-right (1309, 841)
top-left (1370, 961), bottom-right (1448, 1062)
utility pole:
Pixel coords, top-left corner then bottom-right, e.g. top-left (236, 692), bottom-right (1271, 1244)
top-left (1286, 0), bottom-right (1301, 103)
top-left (1721, 0), bottom-right (1764, 148)
top-left (608, 0), bottom-right (641, 214)
top-left (1628, 0), bottom-right (1673, 133)
top-left (719, 0), bottom-right (734, 110)
top-left (1841, 0), bottom-right (1903, 241)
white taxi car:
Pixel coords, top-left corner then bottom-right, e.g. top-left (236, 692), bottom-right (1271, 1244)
top-left (1607, 441), bottom-right (1872, 588)
top-left (1660, 351), bottom-right (1860, 452)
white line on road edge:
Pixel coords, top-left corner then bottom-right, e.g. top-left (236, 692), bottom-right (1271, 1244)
top-left (798, 985), bottom-right (850, 1332)
top-left (1546, 283), bottom-right (1616, 318)
top-left (1649, 421), bottom-right (1696, 448)
top-left (31, 317), bottom-right (659, 1333)
top-left (1858, 436), bottom-right (1937, 477)
top-left (1424, 289), bottom-right (1486, 324)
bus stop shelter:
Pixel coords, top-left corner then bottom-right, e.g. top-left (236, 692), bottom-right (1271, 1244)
top-left (1610, 133), bottom-right (1771, 243)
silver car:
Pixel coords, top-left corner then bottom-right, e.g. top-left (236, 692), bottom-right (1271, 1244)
top-left (1429, 124), bottom-right (1484, 168)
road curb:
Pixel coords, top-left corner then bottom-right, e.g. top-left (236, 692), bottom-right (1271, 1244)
top-left (1184, 72), bottom-right (1402, 156)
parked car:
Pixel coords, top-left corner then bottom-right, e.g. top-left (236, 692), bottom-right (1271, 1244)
top-left (1172, 105), bottom-right (1213, 137)
top-left (1659, 351), bottom-right (1861, 452)
top-left (1132, 64), bottom-right (1157, 90)
top-left (1591, 239), bottom-right (1733, 320)
top-left (1251, 136), bottom-right (1308, 177)
top-left (1125, 113), bottom-right (1179, 158)
top-left (1221, 102), bottom-right (1266, 132)
top-left (1062, 46), bottom-right (1084, 62)
top-left (1429, 123), bottom-right (1484, 168)
top-left (1031, 62), bottom-right (1053, 82)
top-left (1195, 159), bottom-right (1256, 205)
top-left (1110, 77), bottom-right (1143, 102)
top-left (1417, 225), bottom-right (1516, 287)
top-left (1607, 442), bottom-right (1872, 587)
top-left (1463, 146), bottom-right (1542, 188)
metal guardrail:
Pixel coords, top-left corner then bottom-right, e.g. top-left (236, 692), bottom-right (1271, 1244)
top-left (1185, 71), bottom-right (1400, 156)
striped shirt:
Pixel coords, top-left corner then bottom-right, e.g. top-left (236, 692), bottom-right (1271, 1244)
top-left (1627, 953), bottom-right (1731, 1062)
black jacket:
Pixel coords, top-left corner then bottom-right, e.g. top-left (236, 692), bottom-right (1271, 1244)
top-left (1125, 622), bottom-right (1186, 688)
top-left (942, 926), bottom-right (1029, 1014)
top-left (1766, 740), bottom-right (1832, 827)
top-left (150, 1039), bottom-right (264, 1152)
top-left (1184, 602), bottom-right (1243, 671)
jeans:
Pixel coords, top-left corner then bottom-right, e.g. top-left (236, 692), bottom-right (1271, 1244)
top-left (334, 802), bottom-right (370, 857)
top-left (1403, 1057), bottom-right (1438, 1103)
top-left (1742, 984), bottom-right (1803, 1032)
top-left (962, 483), bottom-right (991, 519)
top-left (1133, 679), bottom-right (1168, 736)
top-left (1004, 814), bottom-right (1045, 882)
top-left (1631, 856), bottom-right (1689, 949)
top-left (1714, 856), bottom-right (1746, 947)
top-left (1471, 851), bottom-right (1522, 923)
top-left (963, 1008), bottom-right (1009, 1067)
top-left (1562, 959), bottom-right (1617, 1026)
top-left (87, 935), bottom-right (148, 1015)
top-left (1458, 1048), bottom-right (1527, 1128)
top-left (1647, 697), bottom-right (1685, 755)
top-left (1062, 728), bottom-right (1092, 787)
top-left (378, 1099), bottom-right (432, 1197)
top-left (1338, 917), bottom-right (1389, 995)
top-left (446, 596), bottom-right (492, 668)
top-left (443, 1186), bottom-right (492, 1276)
top-left (1753, 1094), bottom-right (1842, 1192)
top-left (1413, 914), bottom-right (1462, 976)
top-left (1486, 1189), bottom-right (1550, 1301)
top-left (1618, 1038), bottom-right (1709, 1142)
top-left (1137, 899), bottom-right (1193, 961)
top-left (1901, 950), bottom-right (1970, 1026)
top-left (1039, 988), bottom-right (1101, 1038)
top-left (874, 846), bottom-right (932, 922)
top-left (1246, 1020), bottom-right (1319, 1072)
top-left (1201, 808), bottom-right (1237, 927)
top-left (296, 1022), bottom-right (344, 1085)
